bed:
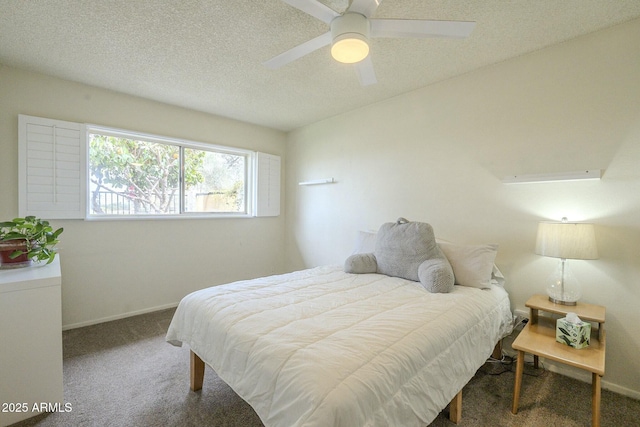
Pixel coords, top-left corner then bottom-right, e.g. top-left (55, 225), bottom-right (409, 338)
top-left (166, 261), bottom-right (513, 426)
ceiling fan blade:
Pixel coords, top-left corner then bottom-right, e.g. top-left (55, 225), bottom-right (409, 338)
top-left (371, 19), bottom-right (476, 39)
top-left (355, 56), bottom-right (377, 86)
top-left (281, 0), bottom-right (340, 24)
top-left (264, 32), bottom-right (332, 69)
top-left (347, 0), bottom-right (383, 18)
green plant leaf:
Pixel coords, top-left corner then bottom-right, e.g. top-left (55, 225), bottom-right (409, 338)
top-left (3, 232), bottom-right (27, 240)
top-left (9, 250), bottom-right (25, 259)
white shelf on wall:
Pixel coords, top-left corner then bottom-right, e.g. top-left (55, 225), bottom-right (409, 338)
top-left (298, 178), bottom-right (336, 186)
top-left (502, 170), bottom-right (601, 184)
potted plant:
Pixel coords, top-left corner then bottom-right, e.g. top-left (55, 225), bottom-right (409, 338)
top-left (0, 216), bottom-right (63, 269)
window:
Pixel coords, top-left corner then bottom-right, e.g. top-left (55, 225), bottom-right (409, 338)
top-left (19, 115), bottom-right (280, 220)
top-left (87, 127), bottom-right (251, 217)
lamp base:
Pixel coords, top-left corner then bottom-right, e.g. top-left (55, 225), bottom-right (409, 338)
top-left (546, 258), bottom-right (581, 307)
top-left (548, 296), bottom-right (577, 306)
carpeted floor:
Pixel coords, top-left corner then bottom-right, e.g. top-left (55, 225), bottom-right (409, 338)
top-left (10, 308), bottom-right (639, 427)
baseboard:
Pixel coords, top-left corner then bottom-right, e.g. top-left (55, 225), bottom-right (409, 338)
top-left (603, 379), bottom-right (640, 400)
top-left (544, 360), bottom-right (640, 400)
top-left (62, 302), bottom-right (179, 331)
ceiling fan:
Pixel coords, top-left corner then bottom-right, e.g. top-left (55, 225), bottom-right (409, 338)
top-left (264, 0), bottom-right (476, 86)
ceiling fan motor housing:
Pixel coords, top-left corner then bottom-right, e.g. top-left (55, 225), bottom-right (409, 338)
top-left (330, 12), bottom-right (370, 63)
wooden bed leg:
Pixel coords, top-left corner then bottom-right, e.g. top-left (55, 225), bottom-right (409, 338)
top-left (492, 341), bottom-right (503, 359)
top-left (190, 350), bottom-right (205, 391)
top-left (449, 389), bottom-right (462, 424)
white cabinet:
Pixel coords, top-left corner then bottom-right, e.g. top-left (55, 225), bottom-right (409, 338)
top-left (0, 258), bottom-right (63, 427)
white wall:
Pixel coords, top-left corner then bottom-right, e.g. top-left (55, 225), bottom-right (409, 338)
top-left (0, 65), bottom-right (287, 329)
top-left (285, 19), bottom-right (640, 398)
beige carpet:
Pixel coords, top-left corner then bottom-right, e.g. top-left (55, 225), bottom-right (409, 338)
top-left (10, 308), bottom-right (639, 427)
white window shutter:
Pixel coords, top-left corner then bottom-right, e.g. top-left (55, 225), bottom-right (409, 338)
top-left (255, 152), bottom-right (281, 217)
top-left (18, 114), bottom-right (86, 219)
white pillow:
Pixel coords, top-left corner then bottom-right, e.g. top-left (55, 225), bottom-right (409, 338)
top-left (437, 241), bottom-right (498, 289)
top-left (350, 230), bottom-right (377, 255)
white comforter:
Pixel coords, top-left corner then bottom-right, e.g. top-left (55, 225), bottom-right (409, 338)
top-left (166, 265), bottom-right (512, 427)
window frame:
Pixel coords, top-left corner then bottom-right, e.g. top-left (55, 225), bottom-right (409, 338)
top-left (85, 124), bottom-right (255, 220)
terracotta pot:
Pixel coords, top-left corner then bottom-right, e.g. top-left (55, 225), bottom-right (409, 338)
top-left (0, 239), bottom-right (32, 269)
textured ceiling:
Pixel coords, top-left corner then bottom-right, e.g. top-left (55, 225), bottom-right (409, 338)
top-left (1, 1), bottom-right (639, 131)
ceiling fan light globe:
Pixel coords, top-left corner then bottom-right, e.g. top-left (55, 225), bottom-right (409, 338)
top-left (331, 34), bottom-right (369, 63)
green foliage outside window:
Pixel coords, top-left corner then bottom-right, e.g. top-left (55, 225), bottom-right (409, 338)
top-left (89, 133), bottom-right (247, 215)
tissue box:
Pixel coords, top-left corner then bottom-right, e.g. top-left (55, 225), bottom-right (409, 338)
top-left (556, 317), bottom-right (591, 349)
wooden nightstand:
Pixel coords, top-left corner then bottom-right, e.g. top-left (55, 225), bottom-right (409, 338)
top-left (511, 294), bottom-right (606, 427)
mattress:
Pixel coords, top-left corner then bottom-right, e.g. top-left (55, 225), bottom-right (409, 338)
top-left (166, 265), bottom-right (513, 427)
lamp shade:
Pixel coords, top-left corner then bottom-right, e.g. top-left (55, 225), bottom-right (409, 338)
top-left (535, 222), bottom-right (598, 260)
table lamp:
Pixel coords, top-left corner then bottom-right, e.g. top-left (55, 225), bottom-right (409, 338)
top-left (535, 217), bottom-right (598, 305)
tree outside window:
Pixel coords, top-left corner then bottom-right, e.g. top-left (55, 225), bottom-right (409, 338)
top-left (89, 133), bottom-right (247, 216)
